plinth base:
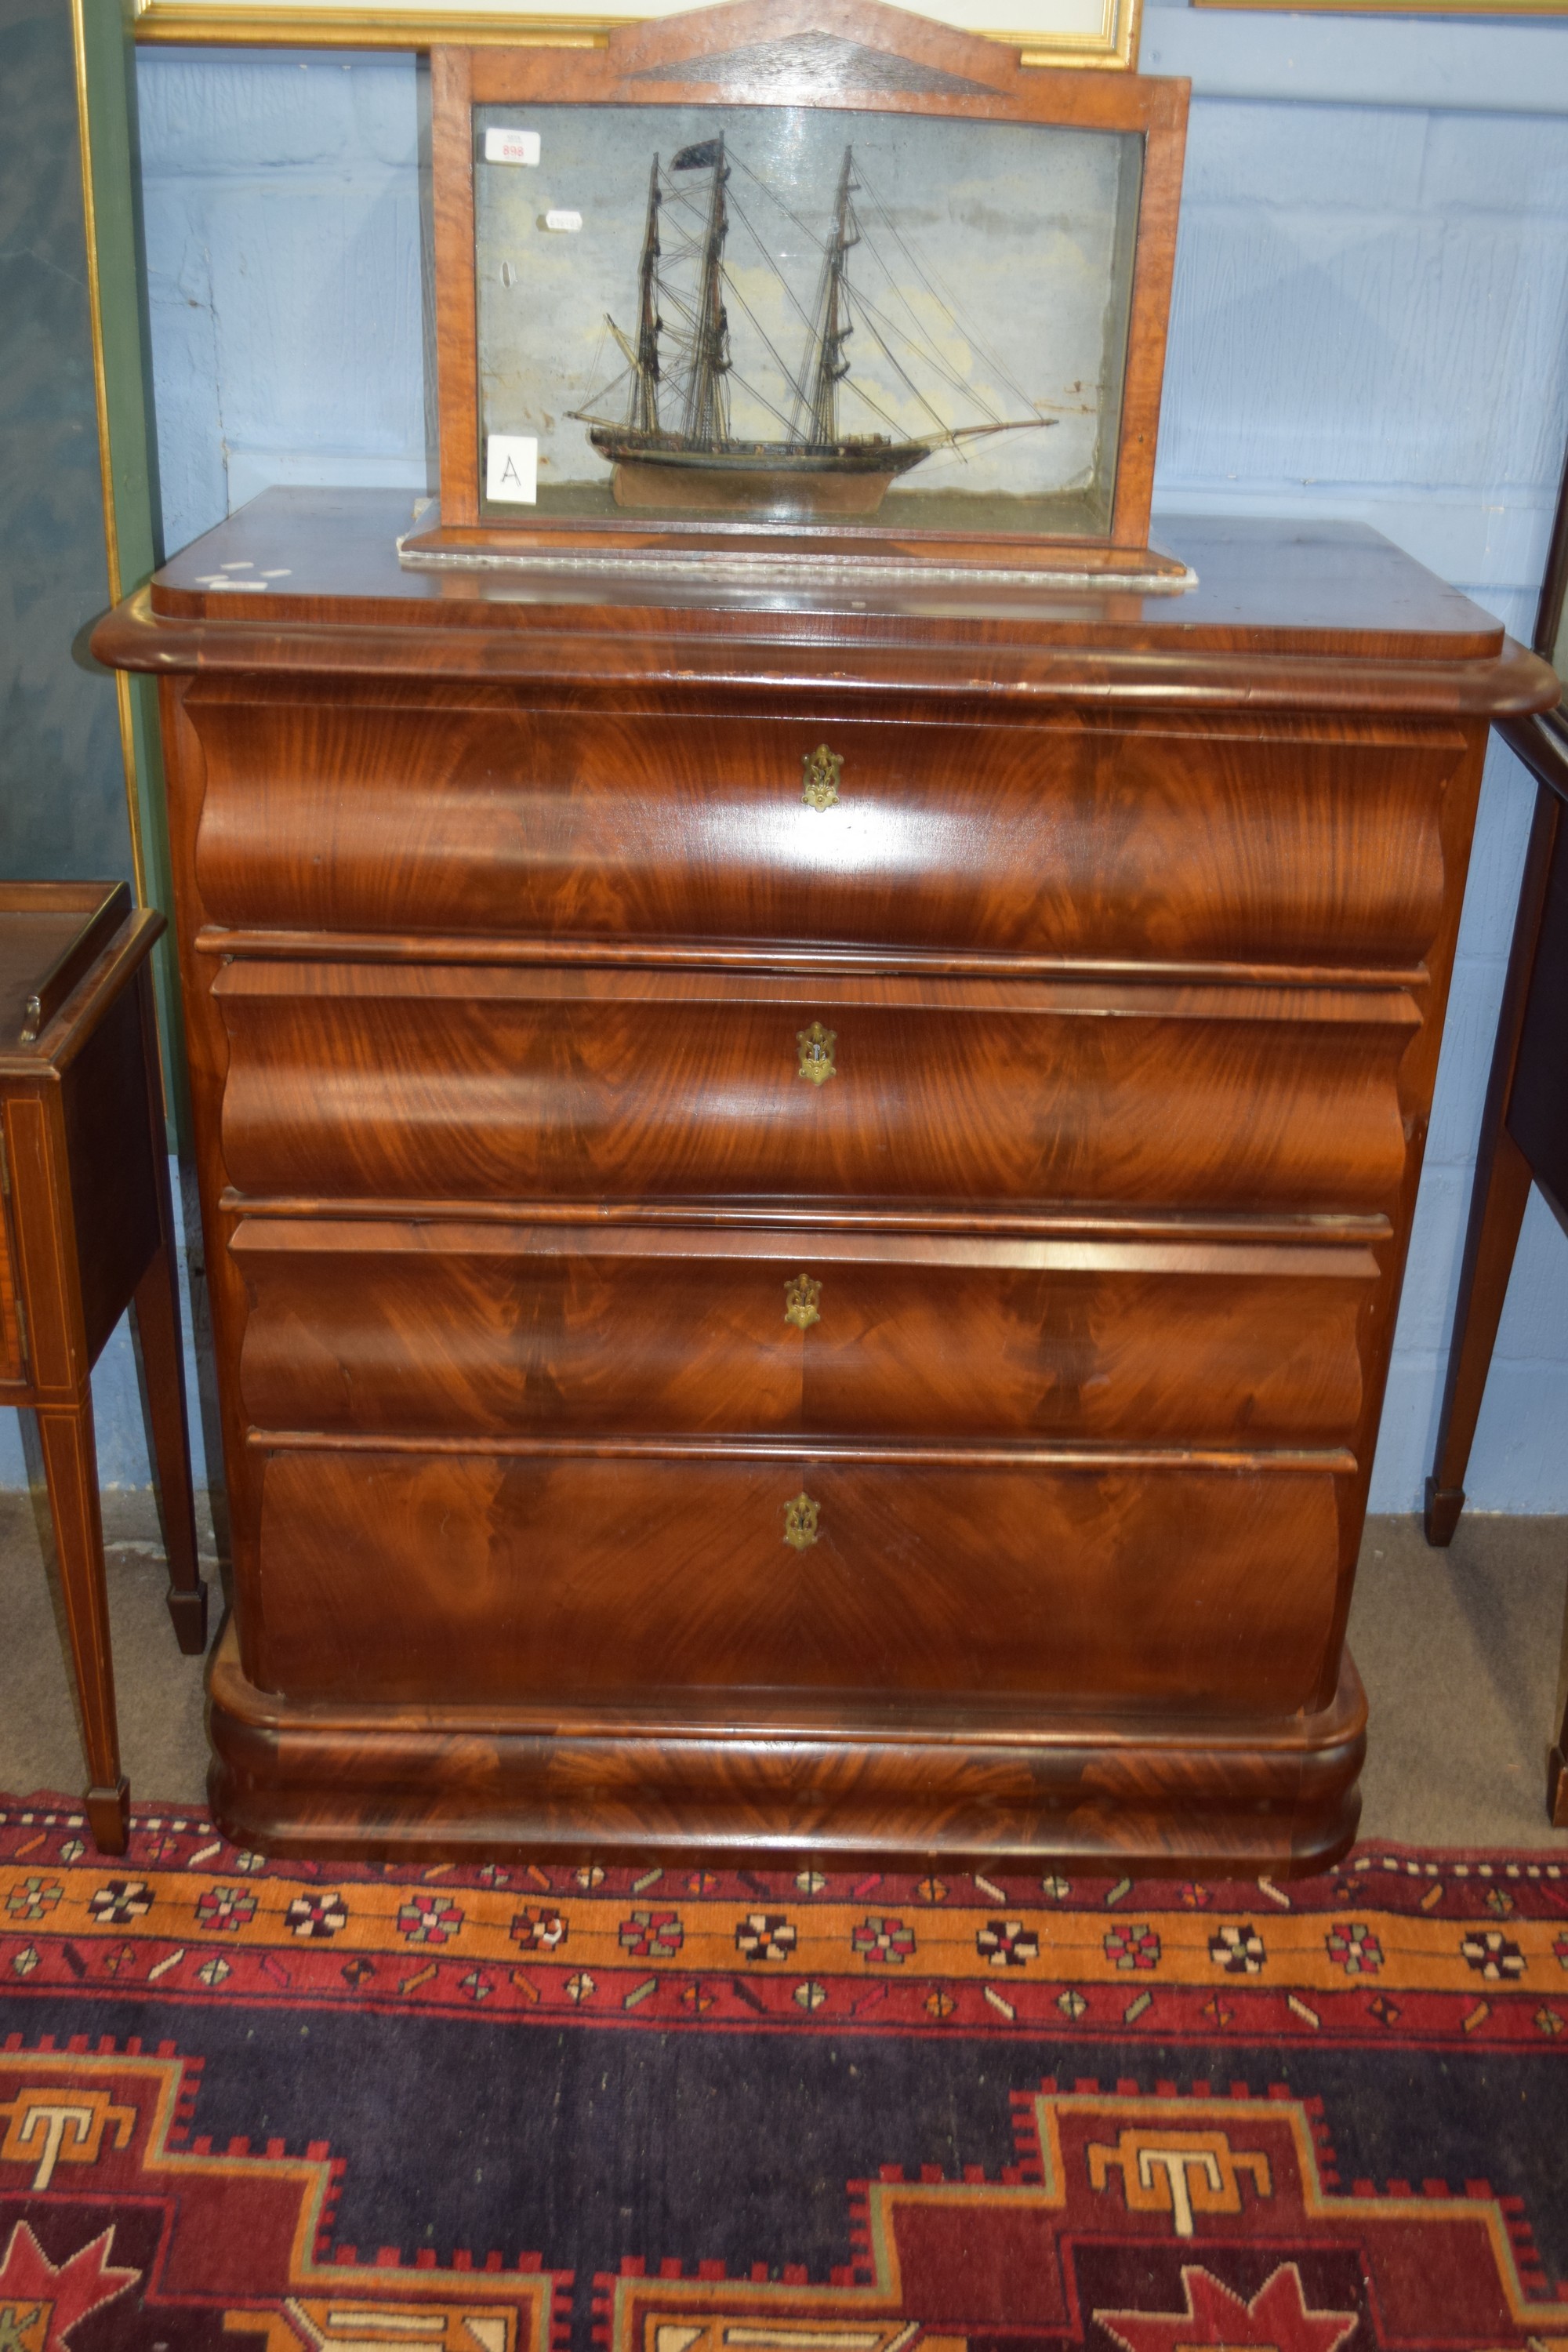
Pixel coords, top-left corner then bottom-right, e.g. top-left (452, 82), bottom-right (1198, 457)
top-left (207, 1624), bottom-right (1366, 1877)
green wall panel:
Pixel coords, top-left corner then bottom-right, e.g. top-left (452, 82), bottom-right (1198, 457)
top-left (0, 0), bottom-right (186, 1136)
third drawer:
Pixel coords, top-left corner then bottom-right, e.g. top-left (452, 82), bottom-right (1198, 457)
top-left (232, 1218), bottom-right (1379, 1447)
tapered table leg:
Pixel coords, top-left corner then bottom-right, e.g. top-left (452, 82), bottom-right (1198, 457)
top-left (34, 1398), bottom-right (129, 1855)
top-left (1425, 779), bottom-right (1561, 1547)
top-left (132, 1244), bottom-right (207, 1655)
top-left (1425, 1127), bottom-right (1534, 1544)
top-left (132, 964), bottom-right (207, 1655)
top-left (1550, 1699), bottom-right (1568, 1828)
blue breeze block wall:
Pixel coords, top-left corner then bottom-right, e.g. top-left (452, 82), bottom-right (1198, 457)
top-left (5, 12), bottom-right (1567, 1507)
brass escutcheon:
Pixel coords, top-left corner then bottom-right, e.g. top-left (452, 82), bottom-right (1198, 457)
top-left (783, 1490), bottom-right (820, 1551)
top-left (802, 744), bottom-right (843, 810)
top-left (783, 1273), bottom-right (822, 1330)
top-left (797, 1021), bottom-right (837, 1085)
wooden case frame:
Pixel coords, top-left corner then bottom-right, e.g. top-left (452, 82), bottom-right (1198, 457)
top-left (419, 0), bottom-right (1189, 575)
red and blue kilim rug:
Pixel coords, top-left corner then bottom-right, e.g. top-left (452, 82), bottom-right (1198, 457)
top-left (0, 1800), bottom-right (1565, 2351)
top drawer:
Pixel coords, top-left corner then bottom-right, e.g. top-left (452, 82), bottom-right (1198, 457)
top-left (189, 691), bottom-right (1458, 969)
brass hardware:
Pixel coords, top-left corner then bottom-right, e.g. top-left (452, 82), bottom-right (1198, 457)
top-left (797, 1021), bottom-right (837, 1086)
top-left (783, 1490), bottom-right (820, 1551)
top-left (783, 1274), bottom-right (822, 1330)
top-left (801, 744), bottom-right (842, 810)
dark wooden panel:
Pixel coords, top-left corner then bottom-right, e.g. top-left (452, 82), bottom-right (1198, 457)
top-left (1, 1094), bottom-right (79, 1393)
top-left (1507, 810), bottom-right (1568, 1229)
top-left (215, 963), bottom-right (1420, 1214)
top-left (250, 1445), bottom-right (1347, 1715)
top-left (0, 1185), bottom-right (24, 1384)
top-left (191, 698), bottom-right (1456, 969)
top-left (62, 984), bottom-right (162, 1365)
top-left (233, 1218), bottom-right (1375, 1446)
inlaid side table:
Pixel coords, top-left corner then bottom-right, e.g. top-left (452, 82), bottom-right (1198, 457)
top-left (0, 881), bottom-right (208, 1852)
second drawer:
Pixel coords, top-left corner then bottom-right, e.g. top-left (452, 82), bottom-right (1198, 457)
top-left (214, 961), bottom-right (1419, 1214)
top-left (233, 1218), bottom-right (1377, 1446)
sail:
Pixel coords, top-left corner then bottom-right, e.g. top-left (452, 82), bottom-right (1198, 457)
top-left (626, 156), bottom-right (662, 435)
top-left (804, 149), bottom-right (859, 448)
top-left (565, 134), bottom-right (1055, 506)
top-left (681, 134), bottom-right (731, 447)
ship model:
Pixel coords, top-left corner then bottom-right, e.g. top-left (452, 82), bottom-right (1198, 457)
top-left (568, 136), bottom-right (1055, 520)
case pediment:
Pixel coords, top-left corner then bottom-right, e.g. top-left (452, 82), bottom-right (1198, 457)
top-left (627, 29), bottom-right (1002, 100)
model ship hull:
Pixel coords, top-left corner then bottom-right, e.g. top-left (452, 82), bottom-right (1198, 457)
top-left (590, 428), bottom-right (930, 517)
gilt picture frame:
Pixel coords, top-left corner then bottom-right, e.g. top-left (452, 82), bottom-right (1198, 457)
top-left (129, 0), bottom-right (1145, 72)
top-left (413, 0), bottom-right (1189, 577)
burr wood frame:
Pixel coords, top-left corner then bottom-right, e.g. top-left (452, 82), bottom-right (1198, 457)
top-left (413, 0), bottom-right (1189, 576)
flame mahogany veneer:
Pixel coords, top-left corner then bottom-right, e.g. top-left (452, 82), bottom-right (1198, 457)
top-left (94, 491), bottom-right (1559, 1870)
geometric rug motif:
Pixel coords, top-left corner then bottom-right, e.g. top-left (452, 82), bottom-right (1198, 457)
top-left (597, 2082), bottom-right (1568, 2352)
top-left (0, 2042), bottom-right (1563, 2348)
top-left (1, 1802), bottom-right (1566, 2352)
top-left (2, 1806), bottom-right (1565, 2049)
top-left (0, 2042), bottom-right (564, 2349)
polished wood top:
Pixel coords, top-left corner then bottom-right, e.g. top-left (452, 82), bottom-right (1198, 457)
top-left (146, 490), bottom-right (1504, 645)
top-left (89, 492), bottom-right (1556, 724)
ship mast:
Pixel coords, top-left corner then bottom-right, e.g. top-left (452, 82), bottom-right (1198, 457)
top-left (629, 154), bottom-right (662, 434)
top-left (808, 147), bottom-right (859, 448)
top-left (681, 136), bottom-right (731, 447)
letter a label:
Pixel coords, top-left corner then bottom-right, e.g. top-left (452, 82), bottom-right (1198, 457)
top-left (486, 434), bottom-right (538, 504)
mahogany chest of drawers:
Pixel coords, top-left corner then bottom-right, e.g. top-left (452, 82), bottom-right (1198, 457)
top-left (96, 490), bottom-right (1555, 1871)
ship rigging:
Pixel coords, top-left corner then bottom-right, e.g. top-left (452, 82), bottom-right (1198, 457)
top-left (568, 135), bottom-right (1055, 518)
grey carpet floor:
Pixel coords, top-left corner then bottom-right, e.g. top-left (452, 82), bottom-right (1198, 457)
top-left (0, 1488), bottom-right (1564, 1850)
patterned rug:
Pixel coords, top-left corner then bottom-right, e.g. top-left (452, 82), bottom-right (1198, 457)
top-left (0, 1801), bottom-right (1565, 2351)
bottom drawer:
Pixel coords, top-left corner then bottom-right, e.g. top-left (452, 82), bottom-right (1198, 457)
top-left (249, 1446), bottom-right (1346, 1715)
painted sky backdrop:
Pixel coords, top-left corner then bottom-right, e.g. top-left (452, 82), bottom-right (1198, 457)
top-left (474, 103), bottom-right (1136, 505)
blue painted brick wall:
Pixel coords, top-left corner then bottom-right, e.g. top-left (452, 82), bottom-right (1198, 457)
top-left (8, 11), bottom-right (1567, 1505)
